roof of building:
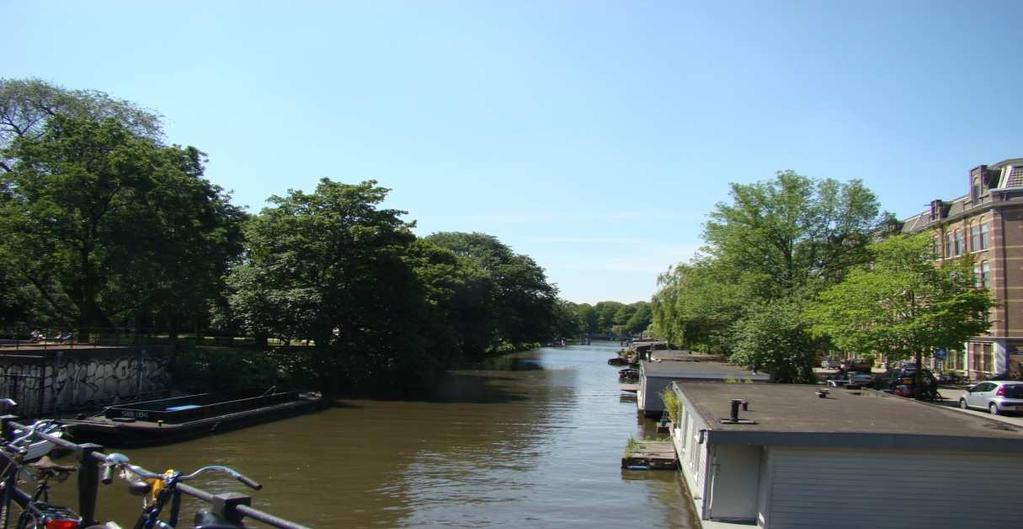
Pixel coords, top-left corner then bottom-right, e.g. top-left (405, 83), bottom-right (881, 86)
top-left (650, 350), bottom-right (727, 362)
top-left (675, 382), bottom-right (1023, 451)
top-left (641, 360), bottom-right (769, 381)
top-left (901, 158), bottom-right (1023, 234)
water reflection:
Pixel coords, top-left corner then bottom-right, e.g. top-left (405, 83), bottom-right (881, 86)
top-left (51, 343), bottom-right (696, 528)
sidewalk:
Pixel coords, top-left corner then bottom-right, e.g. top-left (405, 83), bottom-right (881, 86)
top-left (933, 388), bottom-right (1023, 428)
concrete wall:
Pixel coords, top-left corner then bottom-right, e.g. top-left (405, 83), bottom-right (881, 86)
top-left (0, 346), bottom-right (172, 416)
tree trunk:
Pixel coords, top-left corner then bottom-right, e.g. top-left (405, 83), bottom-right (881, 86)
top-left (913, 350), bottom-right (923, 399)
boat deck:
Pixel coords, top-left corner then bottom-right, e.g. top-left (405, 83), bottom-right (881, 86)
top-left (621, 440), bottom-right (677, 471)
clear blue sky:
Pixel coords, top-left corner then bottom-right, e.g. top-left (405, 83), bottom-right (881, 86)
top-left (7, 1), bottom-right (1023, 303)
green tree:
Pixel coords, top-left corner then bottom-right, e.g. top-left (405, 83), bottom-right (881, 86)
top-left (1, 78), bottom-right (162, 173)
top-left (731, 299), bottom-right (819, 382)
top-left (651, 260), bottom-right (749, 353)
top-left (0, 115), bottom-right (243, 332)
top-left (427, 232), bottom-right (559, 354)
top-left (652, 171), bottom-right (883, 374)
top-left (704, 171), bottom-right (880, 298)
top-left (806, 233), bottom-right (993, 396)
top-left (576, 303), bottom-right (598, 334)
top-left (593, 301), bottom-right (624, 334)
top-left (224, 179), bottom-right (459, 391)
top-left (624, 301), bottom-right (652, 335)
top-left (550, 299), bottom-right (582, 340)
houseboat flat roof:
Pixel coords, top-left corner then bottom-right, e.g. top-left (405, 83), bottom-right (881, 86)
top-left (642, 360), bottom-right (769, 380)
top-left (675, 382), bottom-right (1023, 451)
top-left (649, 350), bottom-right (727, 362)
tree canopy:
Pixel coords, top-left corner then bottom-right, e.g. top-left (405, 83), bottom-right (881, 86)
top-left (806, 233), bottom-right (992, 382)
top-left (1, 78), bottom-right (162, 173)
top-left (0, 114), bottom-right (244, 331)
top-left (652, 171), bottom-right (884, 375)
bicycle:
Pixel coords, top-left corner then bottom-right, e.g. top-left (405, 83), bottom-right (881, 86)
top-left (0, 418), bottom-right (89, 529)
top-left (13, 456), bottom-right (81, 529)
top-left (99, 453), bottom-right (262, 529)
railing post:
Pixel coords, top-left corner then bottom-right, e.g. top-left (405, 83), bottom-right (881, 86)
top-left (211, 492), bottom-right (251, 525)
top-left (77, 443), bottom-right (103, 525)
top-left (0, 415), bottom-right (18, 529)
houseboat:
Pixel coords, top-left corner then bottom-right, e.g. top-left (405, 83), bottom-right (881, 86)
top-left (65, 390), bottom-right (321, 447)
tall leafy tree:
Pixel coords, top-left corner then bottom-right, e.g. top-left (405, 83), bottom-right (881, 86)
top-left (225, 179), bottom-right (457, 391)
top-left (427, 232), bottom-right (558, 355)
top-left (624, 301), bottom-right (652, 335)
top-left (704, 171), bottom-right (880, 298)
top-left (0, 115), bottom-right (243, 332)
top-left (806, 233), bottom-right (992, 396)
top-left (1, 78), bottom-right (161, 174)
top-left (652, 171), bottom-right (883, 372)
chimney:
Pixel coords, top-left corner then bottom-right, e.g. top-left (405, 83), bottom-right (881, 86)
top-left (730, 399), bottom-right (742, 421)
top-left (929, 199), bottom-right (945, 221)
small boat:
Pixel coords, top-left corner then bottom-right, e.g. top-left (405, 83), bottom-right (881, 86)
top-left (11, 421), bottom-right (64, 461)
top-left (64, 390), bottom-right (322, 447)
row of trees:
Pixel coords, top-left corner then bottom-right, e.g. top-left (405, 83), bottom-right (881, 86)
top-left (570, 300), bottom-right (651, 337)
top-left (0, 79), bottom-right (562, 392)
top-left (651, 171), bottom-right (991, 385)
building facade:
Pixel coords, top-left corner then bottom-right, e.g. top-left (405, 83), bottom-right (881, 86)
top-left (901, 158), bottom-right (1023, 379)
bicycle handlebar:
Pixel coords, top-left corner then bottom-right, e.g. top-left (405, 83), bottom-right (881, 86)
top-left (102, 453), bottom-right (262, 490)
top-left (181, 466), bottom-right (262, 490)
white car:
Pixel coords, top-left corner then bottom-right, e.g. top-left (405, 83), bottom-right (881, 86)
top-left (959, 381), bottom-right (1023, 415)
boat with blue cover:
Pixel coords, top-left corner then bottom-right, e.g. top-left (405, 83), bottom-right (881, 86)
top-left (64, 389), bottom-right (322, 447)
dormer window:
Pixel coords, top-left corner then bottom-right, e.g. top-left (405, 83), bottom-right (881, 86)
top-left (972, 178), bottom-right (981, 202)
top-left (997, 165), bottom-right (1023, 188)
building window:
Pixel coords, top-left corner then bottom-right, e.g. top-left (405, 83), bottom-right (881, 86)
top-left (973, 179), bottom-right (981, 201)
top-left (982, 344), bottom-right (993, 373)
top-left (979, 223), bottom-right (989, 250)
top-left (982, 261), bottom-right (991, 289)
top-left (975, 263), bottom-right (982, 288)
top-left (954, 230), bottom-right (964, 256)
top-left (945, 233), bottom-right (952, 257)
top-left (970, 225), bottom-right (980, 252)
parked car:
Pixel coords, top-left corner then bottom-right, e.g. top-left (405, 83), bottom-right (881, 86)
top-left (959, 381), bottom-right (1023, 415)
top-left (847, 373), bottom-right (875, 386)
top-left (841, 358), bottom-right (873, 373)
top-left (873, 367), bottom-right (939, 400)
top-left (821, 357), bottom-right (840, 369)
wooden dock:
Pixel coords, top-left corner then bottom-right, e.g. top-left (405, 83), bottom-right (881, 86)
top-left (621, 440), bottom-right (677, 471)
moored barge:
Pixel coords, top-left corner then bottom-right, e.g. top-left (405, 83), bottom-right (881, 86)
top-left (65, 390), bottom-right (322, 447)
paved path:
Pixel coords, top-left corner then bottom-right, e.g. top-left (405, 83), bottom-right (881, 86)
top-left (934, 388), bottom-right (1023, 427)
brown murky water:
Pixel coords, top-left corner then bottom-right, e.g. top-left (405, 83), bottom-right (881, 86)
top-left (53, 342), bottom-right (697, 528)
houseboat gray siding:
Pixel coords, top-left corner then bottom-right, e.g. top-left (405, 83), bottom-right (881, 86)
top-left (669, 382), bottom-right (1023, 529)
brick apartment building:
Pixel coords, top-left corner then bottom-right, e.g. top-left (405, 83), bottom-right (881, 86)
top-left (901, 158), bottom-right (1023, 379)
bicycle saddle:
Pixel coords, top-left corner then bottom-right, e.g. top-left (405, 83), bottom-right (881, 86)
top-left (29, 456), bottom-right (77, 473)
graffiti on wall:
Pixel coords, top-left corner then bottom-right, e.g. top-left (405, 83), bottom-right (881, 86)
top-left (0, 347), bottom-right (171, 416)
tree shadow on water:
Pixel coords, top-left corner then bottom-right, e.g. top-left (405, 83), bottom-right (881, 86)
top-left (369, 371), bottom-right (530, 404)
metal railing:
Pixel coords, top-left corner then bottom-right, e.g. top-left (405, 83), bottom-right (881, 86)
top-left (0, 416), bottom-right (311, 529)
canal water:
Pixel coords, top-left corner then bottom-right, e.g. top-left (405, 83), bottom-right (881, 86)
top-left (57, 342), bottom-right (697, 528)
